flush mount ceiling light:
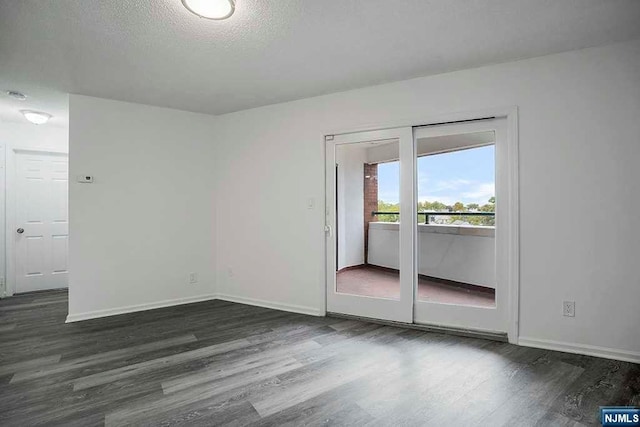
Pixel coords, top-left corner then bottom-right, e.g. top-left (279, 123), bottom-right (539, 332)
top-left (181, 0), bottom-right (235, 20)
top-left (21, 110), bottom-right (52, 125)
top-left (6, 90), bottom-right (27, 101)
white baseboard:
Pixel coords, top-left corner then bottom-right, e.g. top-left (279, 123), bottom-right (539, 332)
top-left (66, 293), bottom-right (324, 323)
top-left (62, 297), bottom-right (639, 364)
top-left (518, 336), bottom-right (640, 364)
top-left (215, 293), bottom-right (324, 317)
top-left (65, 294), bottom-right (218, 323)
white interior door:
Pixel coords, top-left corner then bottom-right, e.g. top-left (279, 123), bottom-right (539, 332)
top-left (326, 127), bottom-right (415, 323)
top-left (15, 152), bottom-right (69, 293)
top-left (412, 118), bottom-right (510, 334)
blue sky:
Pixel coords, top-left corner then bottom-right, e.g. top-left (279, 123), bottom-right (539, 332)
top-left (378, 145), bottom-right (495, 206)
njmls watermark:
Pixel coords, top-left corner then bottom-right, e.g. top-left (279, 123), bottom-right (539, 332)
top-left (600, 407), bottom-right (640, 426)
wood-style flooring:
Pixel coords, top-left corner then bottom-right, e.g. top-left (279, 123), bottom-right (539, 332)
top-left (0, 290), bottom-right (638, 426)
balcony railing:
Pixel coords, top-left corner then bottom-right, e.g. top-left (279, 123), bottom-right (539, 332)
top-left (371, 211), bottom-right (495, 225)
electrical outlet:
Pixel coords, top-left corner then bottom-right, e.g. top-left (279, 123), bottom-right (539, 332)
top-left (76, 175), bottom-right (94, 183)
top-left (227, 267), bottom-right (234, 278)
top-left (189, 272), bottom-right (198, 284)
top-left (563, 301), bottom-right (575, 317)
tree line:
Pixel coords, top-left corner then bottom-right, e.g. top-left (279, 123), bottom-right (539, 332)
top-left (376, 197), bottom-right (495, 226)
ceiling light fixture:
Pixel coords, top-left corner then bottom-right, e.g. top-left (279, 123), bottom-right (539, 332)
top-left (21, 110), bottom-right (52, 125)
top-left (6, 90), bottom-right (27, 101)
top-left (181, 0), bottom-right (235, 20)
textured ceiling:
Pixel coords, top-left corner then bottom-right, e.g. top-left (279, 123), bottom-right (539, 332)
top-left (2, 0), bottom-right (640, 127)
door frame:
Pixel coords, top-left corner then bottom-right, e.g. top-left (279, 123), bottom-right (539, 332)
top-left (323, 106), bottom-right (520, 343)
top-left (5, 148), bottom-right (69, 296)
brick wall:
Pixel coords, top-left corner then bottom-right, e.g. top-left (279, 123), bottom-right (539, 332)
top-left (363, 163), bottom-right (378, 264)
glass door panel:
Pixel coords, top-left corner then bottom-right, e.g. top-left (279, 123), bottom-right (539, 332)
top-left (413, 119), bottom-right (508, 333)
top-left (335, 140), bottom-right (401, 300)
top-left (326, 127), bottom-right (414, 323)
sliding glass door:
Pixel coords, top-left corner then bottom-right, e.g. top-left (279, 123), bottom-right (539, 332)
top-left (325, 117), bottom-right (513, 336)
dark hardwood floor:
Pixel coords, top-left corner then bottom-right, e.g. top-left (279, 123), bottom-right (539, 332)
top-left (0, 290), bottom-right (638, 426)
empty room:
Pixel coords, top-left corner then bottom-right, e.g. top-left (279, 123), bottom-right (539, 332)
top-left (0, 1), bottom-right (639, 426)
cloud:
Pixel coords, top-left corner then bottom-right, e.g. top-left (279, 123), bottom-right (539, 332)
top-left (418, 181), bottom-right (494, 205)
top-left (382, 170), bottom-right (494, 206)
top-left (461, 182), bottom-right (495, 203)
top-left (433, 179), bottom-right (472, 191)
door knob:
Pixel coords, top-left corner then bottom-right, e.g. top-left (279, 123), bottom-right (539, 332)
top-left (16, 228), bottom-right (24, 234)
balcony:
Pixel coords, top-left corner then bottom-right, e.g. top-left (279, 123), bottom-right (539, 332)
top-left (337, 212), bottom-right (496, 307)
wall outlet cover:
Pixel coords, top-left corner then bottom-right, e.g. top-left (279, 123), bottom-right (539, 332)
top-left (76, 175), bottom-right (94, 183)
top-left (563, 301), bottom-right (575, 317)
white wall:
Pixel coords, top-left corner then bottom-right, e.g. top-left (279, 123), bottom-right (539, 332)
top-left (0, 121), bottom-right (68, 153)
top-left (67, 95), bottom-right (217, 320)
top-left (368, 222), bottom-right (496, 288)
top-left (367, 141), bottom-right (399, 164)
top-left (214, 40), bottom-right (640, 358)
top-left (336, 144), bottom-right (366, 269)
